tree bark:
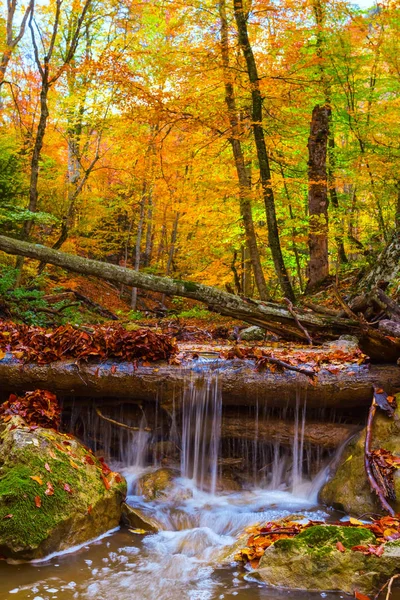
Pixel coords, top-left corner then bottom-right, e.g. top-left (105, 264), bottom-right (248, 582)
top-left (219, 0), bottom-right (268, 300)
top-left (233, 0), bottom-right (295, 301)
top-left (357, 230), bottom-right (400, 292)
top-left (0, 234), bottom-right (400, 360)
top-left (306, 104), bottom-right (330, 290)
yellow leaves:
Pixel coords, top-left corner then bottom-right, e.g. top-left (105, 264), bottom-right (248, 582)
top-left (349, 517), bottom-right (364, 526)
top-left (30, 475), bottom-right (43, 485)
top-left (0, 350), bottom-right (5, 360)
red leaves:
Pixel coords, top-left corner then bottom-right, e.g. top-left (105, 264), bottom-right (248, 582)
top-left (354, 592), bottom-right (371, 600)
top-left (0, 389), bottom-right (60, 429)
top-left (45, 482), bottom-right (54, 496)
top-left (0, 321), bottom-right (177, 365)
top-left (336, 541), bottom-right (346, 552)
top-left (351, 544), bottom-right (384, 557)
top-left (34, 496), bottom-right (41, 508)
top-left (45, 462), bottom-right (51, 472)
top-left (63, 483), bottom-right (73, 494)
top-left (2, 514), bottom-right (13, 520)
top-left (101, 475), bottom-right (111, 490)
top-left (84, 454), bottom-right (95, 465)
top-left (99, 457), bottom-right (111, 475)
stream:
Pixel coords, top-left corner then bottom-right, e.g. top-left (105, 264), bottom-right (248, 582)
top-left (1, 361), bottom-right (398, 599)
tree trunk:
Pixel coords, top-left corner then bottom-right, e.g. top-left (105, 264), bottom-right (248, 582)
top-left (1, 234), bottom-right (400, 361)
top-left (219, 0), bottom-right (268, 300)
top-left (233, 0), bottom-right (295, 302)
top-left (306, 104), bottom-right (330, 290)
top-left (131, 184), bottom-right (147, 310)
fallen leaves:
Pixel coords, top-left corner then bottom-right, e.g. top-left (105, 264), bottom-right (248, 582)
top-left (34, 496), bottom-right (41, 508)
top-left (45, 482), bottom-right (54, 496)
top-left (236, 515), bottom-right (400, 569)
top-left (30, 475), bottom-right (43, 485)
top-left (0, 389), bottom-right (60, 429)
top-left (0, 321), bottom-right (177, 365)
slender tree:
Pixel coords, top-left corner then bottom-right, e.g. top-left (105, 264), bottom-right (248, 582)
top-left (232, 0), bottom-right (295, 301)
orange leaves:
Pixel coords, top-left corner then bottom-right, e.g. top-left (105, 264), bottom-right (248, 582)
top-left (0, 389), bottom-right (60, 430)
top-left (0, 321), bottom-right (177, 366)
top-left (34, 496), bottom-right (41, 508)
top-left (336, 541), bottom-right (346, 552)
top-left (354, 592), bottom-right (371, 600)
top-left (45, 481), bottom-right (54, 496)
top-left (30, 475), bottom-right (43, 485)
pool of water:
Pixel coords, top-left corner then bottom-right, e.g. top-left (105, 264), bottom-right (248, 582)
top-left (2, 468), bottom-right (392, 600)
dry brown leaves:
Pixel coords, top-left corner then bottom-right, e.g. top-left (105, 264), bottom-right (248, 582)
top-left (0, 321), bottom-right (177, 364)
top-left (370, 449), bottom-right (400, 501)
top-left (0, 389), bottom-right (61, 429)
top-left (220, 345), bottom-right (367, 373)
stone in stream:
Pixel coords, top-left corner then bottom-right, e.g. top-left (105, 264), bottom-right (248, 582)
top-left (237, 326), bottom-right (266, 341)
top-left (121, 502), bottom-right (160, 532)
top-left (251, 525), bottom-right (400, 596)
top-left (320, 392), bottom-right (400, 515)
top-left (0, 416), bottom-right (127, 560)
top-left (136, 468), bottom-right (193, 502)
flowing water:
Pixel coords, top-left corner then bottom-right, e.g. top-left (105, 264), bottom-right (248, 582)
top-left (2, 362), bottom-right (396, 600)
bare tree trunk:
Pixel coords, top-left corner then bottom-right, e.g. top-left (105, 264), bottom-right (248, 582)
top-left (306, 104), bottom-right (330, 290)
top-left (219, 0), bottom-right (268, 300)
top-left (131, 184), bottom-right (147, 310)
top-left (233, 0), bottom-right (295, 302)
top-left (0, 0), bottom-right (33, 87)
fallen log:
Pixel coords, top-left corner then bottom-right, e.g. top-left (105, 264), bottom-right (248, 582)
top-left (221, 415), bottom-right (360, 449)
top-left (1, 355), bottom-right (400, 412)
top-left (0, 234), bottom-right (399, 361)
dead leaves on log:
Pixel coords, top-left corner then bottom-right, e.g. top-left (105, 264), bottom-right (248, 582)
top-left (220, 345), bottom-right (368, 380)
top-left (0, 321), bottom-right (177, 365)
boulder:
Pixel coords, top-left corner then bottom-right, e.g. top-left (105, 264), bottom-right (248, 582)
top-left (0, 417), bottom-right (126, 560)
top-left (136, 468), bottom-right (192, 502)
top-left (238, 326), bottom-right (266, 341)
top-left (320, 393), bottom-right (400, 516)
top-left (252, 525), bottom-right (400, 596)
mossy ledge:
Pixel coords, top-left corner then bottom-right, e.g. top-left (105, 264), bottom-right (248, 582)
top-left (251, 525), bottom-right (400, 596)
top-left (0, 417), bottom-right (126, 560)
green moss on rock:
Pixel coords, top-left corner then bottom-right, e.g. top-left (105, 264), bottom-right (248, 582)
top-left (253, 525), bottom-right (400, 595)
top-left (0, 418), bottom-right (126, 560)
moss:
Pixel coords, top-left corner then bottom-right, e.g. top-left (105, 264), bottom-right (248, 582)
top-left (172, 279), bottom-right (198, 293)
top-left (0, 420), bottom-right (126, 558)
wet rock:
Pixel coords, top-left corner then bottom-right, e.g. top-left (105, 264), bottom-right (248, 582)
top-left (0, 417), bottom-right (126, 560)
top-left (323, 336), bottom-right (359, 352)
top-left (320, 393), bottom-right (400, 515)
top-left (136, 468), bottom-right (193, 502)
top-left (252, 525), bottom-right (400, 595)
top-left (121, 502), bottom-right (160, 532)
top-left (238, 326), bottom-right (266, 341)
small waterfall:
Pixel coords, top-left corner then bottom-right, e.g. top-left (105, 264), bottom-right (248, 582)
top-left (180, 373), bottom-right (222, 494)
top-left (62, 361), bottom-right (354, 498)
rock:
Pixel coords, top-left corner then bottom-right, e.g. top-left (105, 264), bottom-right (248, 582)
top-left (136, 468), bottom-right (193, 502)
top-left (0, 417), bottom-right (126, 560)
top-left (238, 326), bottom-right (266, 341)
top-left (324, 336), bottom-right (359, 352)
top-left (252, 525), bottom-right (400, 596)
top-left (320, 394), bottom-right (400, 516)
top-left (320, 393), bottom-right (400, 516)
top-left (121, 502), bottom-right (160, 532)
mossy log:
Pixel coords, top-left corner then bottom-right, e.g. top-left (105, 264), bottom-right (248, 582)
top-left (0, 234), bottom-right (399, 361)
top-left (1, 354), bottom-right (400, 411)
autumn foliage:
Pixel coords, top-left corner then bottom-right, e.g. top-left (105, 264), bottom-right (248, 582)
top-left (0, 321), bottom-right (177, 364)
top-left (0, 389), bottom-right (60, 429)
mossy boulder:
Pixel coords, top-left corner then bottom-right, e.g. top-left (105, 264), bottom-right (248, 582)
top-left (253, 525), bottom-right (400, 595)
top-left (0, 417), bottom-right (127, 560)
top-left (320, 393), bottom-right (400, 516)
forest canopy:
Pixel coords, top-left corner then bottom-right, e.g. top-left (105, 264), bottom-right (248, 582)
top-left (0, 0), bottom-right (399, 303)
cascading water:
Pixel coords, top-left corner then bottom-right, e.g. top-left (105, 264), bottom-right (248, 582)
top-left (179, 372), bottom-right (222, 494)
top-left (3, 361), bottom-right (361, 600)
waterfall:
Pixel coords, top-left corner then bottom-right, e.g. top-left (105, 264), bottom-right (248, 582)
top-left (180, 372), bottom-right (222, 494)
top-left (63, 361), bottom-right (347, 496)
